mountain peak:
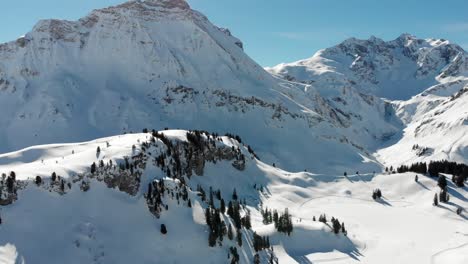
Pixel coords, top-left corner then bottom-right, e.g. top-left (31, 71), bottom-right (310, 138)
top-left (396, 33), bottom-right (416, 41)
top-left (124, 0), bottom-right (190, 10)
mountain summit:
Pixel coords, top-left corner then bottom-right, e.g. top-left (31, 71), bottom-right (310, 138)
top-left (267, 34), bottom-right (468, 100)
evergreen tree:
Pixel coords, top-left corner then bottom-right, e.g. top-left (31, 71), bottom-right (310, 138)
top-left (237, 230), bottom-right (242, 247)
top-left (254, 254), bottom-right (260, 264)
top-left (208, 230), bottom-right (217, 247)
top-left (232, 188), bottom-right (238, 200)
top-left (35, 176), bottom-right (42, 186)
top-left (160, 224), bottom-right (167, 234)
top-left (332, 218), bottom-right (341, 234)
top-left (220, 199), bottom-right (226, 214)
top-left (341, 222), bottom-right (347, 235)
top-left (439, 188), bottom-right (449, 203)
top-left (90, 162), bottom-right (97, 174)
top-left (228, 224), bottom-right (233, 240)
top-left (437, 175), bottom-right (447, 190)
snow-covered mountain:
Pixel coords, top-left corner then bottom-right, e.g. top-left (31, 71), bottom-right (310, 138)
top-left (267, 34), bottom-right (468, 167)
top-left (267, 34), bottom-right (468, 100)
top-left (0, 0), bottom-right (403, 174)
top-left (0, 1), bottom-right (466, 263)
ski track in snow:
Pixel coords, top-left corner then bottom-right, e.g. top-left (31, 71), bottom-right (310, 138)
top-left (430, 242), bottom-right (468, 264)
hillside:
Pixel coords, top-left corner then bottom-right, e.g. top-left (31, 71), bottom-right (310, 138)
top-left (267, 35), bottom-right (468, 167)
top-left (0, 130), bottom-right (465, 263)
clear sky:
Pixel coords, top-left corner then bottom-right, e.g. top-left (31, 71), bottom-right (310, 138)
top-left (2, 0), bottom-right (468, 66)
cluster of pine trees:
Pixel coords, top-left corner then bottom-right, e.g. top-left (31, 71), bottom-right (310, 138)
top-left (201, 186), bottom-right (251, 249)
top-left (396, 162), bottom-right (427, 174)
top-left (428, 160), bottom-right (467, 187)
top-left (252, 232), bottom-right (270, 252)
top-left (261, 207), bottom-right (293, 235)
top-left (372, 189), bottom-right (382, 200)
top-left (396, 160), bottom-right (467, 187)
top-left (331, 217), bottom-right (346, 235)
top-left (0, 171), bottom-right (22, 207)
top-left (317, 214), bottom-right (347, 235)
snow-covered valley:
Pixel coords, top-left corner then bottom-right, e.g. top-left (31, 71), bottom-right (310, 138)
top-left (0, 0), bottom-right (467, 263)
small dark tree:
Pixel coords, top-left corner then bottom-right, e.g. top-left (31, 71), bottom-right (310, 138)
top-left (341, 222), bottom-right (347, 235)
top-left (254, 254), bottom-right (260, 264)
top-left (228, 225), bottom-right (233, 240)
top-left (332, 218), bottom-right (341, 234)
top-left (35, 176), bottom-right (42, 186)
top-left (232, 188), bottom-right (238, 200)
top-left (437, 175), bottom-right (447, 190)
top-left (220, 199), bottom-right (226, 214)
top-left (160, 224), bottom-right (167, 234)
top-left (90, 162), bottom-right (97, 174)
top-left (439, 188), bottom-right (449, 203)
top-left (237, 230), bottom-right (242, 246)
top-left (433, 193), bottom-right (438, 206)
top-left (51, 172), bottom-right (57, 182)
top-left (415, 175), bottom-right (418, 182)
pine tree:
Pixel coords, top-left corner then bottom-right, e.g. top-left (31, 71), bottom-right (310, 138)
top-left (208, 230), bottom-right (217, 247)
top-left (90, 162), bottom-right (97, 174)
top-left (254, 254), bottom-right (260, 264)
top-left (35, 176), bottom-right (42, 186)
top-left (437, 175), bottom-right (447, 190)
top-left (160, 224), bottom-right (167, 234)
top-left (332, 218), bottom-right (341, 234)
top-left (228, 224), bottom-right (233, 240)
top-left (220, 199), bottom-right (226, 214)
top-left (236, 230), bottom-right (242, 246)
top-left (232, 188), bottom-right (238, 200)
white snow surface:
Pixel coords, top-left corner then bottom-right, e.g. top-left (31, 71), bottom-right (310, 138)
top-left (0, 130), bottom-right (465, 263)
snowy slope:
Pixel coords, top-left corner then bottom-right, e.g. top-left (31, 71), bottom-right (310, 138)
top-left (0, 130), bottom-right (466, 263)
top-left (268, 35), bottom-right (468, 167)
top-left (377, 85), bottom-right (468, 167)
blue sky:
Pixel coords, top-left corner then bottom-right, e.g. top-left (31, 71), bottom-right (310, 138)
top-left (2, 0), bottom-right (468, 66)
